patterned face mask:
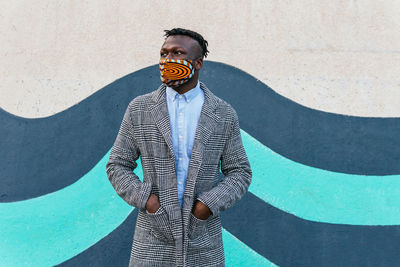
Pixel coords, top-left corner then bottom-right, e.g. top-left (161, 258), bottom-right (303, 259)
top-left (159, 58), bottom-right (195, 87)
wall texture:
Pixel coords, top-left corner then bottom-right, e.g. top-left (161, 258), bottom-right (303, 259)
top-left (1, 1), bottom-right (399, 266)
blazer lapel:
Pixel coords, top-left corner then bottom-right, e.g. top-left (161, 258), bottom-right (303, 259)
top-left (183, 82), bottom-right (220, 213)
top-left (148, 84), bottom-right (175, 158)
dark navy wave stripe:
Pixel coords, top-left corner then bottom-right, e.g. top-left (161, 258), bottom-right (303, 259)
top-left (2, 61), bottom-right (399, 202)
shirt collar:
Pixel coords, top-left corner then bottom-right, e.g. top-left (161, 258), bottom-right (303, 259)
top-left (166, 80), bottom-right (201, 103)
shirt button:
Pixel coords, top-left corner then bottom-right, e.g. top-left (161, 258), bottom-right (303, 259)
top-left (179, 135), bottom-right (183, 139)
top-left (179, 157), bottom-right (182, 161)
top-left (179, 95), bottom-right (183, 99)
top-left (178, 181), bottom-right (182, 185)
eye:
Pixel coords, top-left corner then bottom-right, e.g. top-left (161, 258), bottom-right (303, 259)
top-left (175, 51), bottom-right (183, 55)
top-left (160, 52), bottom-right (167, 57)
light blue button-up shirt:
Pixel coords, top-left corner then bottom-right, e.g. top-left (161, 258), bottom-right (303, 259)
top-left (165, 81), bottom-right (205, 207)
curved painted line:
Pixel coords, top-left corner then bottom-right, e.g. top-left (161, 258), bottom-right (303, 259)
top-left (0, 151), bottom-right (270, 266)
top-left (242, 129), bottom-right (400, 225)
top-left (4, 130), bottom-right (400, 225)
top-left (222, 193), bottom-right (400, 267)
top-left (2, 62), bottom-right (400, 202)
top-left (0, 151), bottom-right (131, 266)
top-left (2, 148), bottom-right (400, 266)
top-left (0, 65), bottom-right (160, 202)
top-left (56, 209), bottom-right (140, 267)
top-left (222, 229), bottom-right (277, 267)
top-left (201, 62), bottom-right (400, 176)
top-left (2, 144), bottom-right (400, 265)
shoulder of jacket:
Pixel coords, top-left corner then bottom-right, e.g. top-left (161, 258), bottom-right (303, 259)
top-left (126, 89), bottom-right (158, 111)
top-left (215, 97), bottom-right (238, 120)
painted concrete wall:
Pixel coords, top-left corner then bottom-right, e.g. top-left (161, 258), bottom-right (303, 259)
top-left (1, 1), bottom-right (400, 266)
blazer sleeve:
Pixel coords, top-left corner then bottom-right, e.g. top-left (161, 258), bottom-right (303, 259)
top-left (106, 101), bottom-right (152, 210)
top-left (197, 107), bottom-right (252, 216)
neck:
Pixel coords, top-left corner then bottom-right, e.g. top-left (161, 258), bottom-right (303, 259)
top-left (172, 77), bottom-right (198, 95)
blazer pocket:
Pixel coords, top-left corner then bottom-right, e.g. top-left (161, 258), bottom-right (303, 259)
top-left (188, 212), bottom-right (209, 240)
top-left (146, 206), bottom-right (174, 243)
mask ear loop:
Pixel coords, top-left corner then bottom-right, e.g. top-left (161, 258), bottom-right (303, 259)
top-left (190, 56), bottom-right (204, 74)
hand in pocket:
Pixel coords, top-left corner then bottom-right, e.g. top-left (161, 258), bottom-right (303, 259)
top-left (146, 194), bottom-right (160, 213)
top-left (191, 200), bottom-right (211, 220)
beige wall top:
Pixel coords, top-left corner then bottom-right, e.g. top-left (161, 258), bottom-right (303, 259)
top-left (1, 0), bottom-right (399, 118)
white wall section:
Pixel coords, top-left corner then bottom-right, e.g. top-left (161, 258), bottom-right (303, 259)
top-left (1, 0), bottom-right (399, 118)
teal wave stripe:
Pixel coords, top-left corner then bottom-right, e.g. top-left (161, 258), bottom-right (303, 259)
top-left (223, 228), bottom-right (277, 267)
top-left (2, 129), bottom-right (400, 265)
top-left (0, 152), bottom-right (132, 266)
top-left (0, 151), bottom-right (269, 266)
top-left (242, 129), bottom-right (400, 225)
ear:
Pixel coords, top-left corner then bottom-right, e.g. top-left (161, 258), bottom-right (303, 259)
top-left (194, 57), bottom-right (203, 70)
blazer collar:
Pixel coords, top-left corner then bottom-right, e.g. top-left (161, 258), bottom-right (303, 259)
top-left (148, 81), bottom-right (220, 157)
top-left (150, 81), bottom-right (219, 109)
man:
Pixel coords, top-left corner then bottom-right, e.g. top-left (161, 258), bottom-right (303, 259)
top-left (106, 28), bottom-right (252, 267)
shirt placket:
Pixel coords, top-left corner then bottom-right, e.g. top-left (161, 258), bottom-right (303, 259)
top-left (177, 95), bottom-right (185, 206)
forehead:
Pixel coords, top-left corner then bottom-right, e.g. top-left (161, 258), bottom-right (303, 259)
top-left (161, 35), bottom-right (199, 51)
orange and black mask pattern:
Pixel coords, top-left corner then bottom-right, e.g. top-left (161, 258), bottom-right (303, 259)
top-left (159, 59), bottom-right (195, 87)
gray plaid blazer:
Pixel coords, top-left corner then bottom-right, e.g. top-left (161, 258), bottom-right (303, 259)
top-left (106, 81), bottom-right (252, 267)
